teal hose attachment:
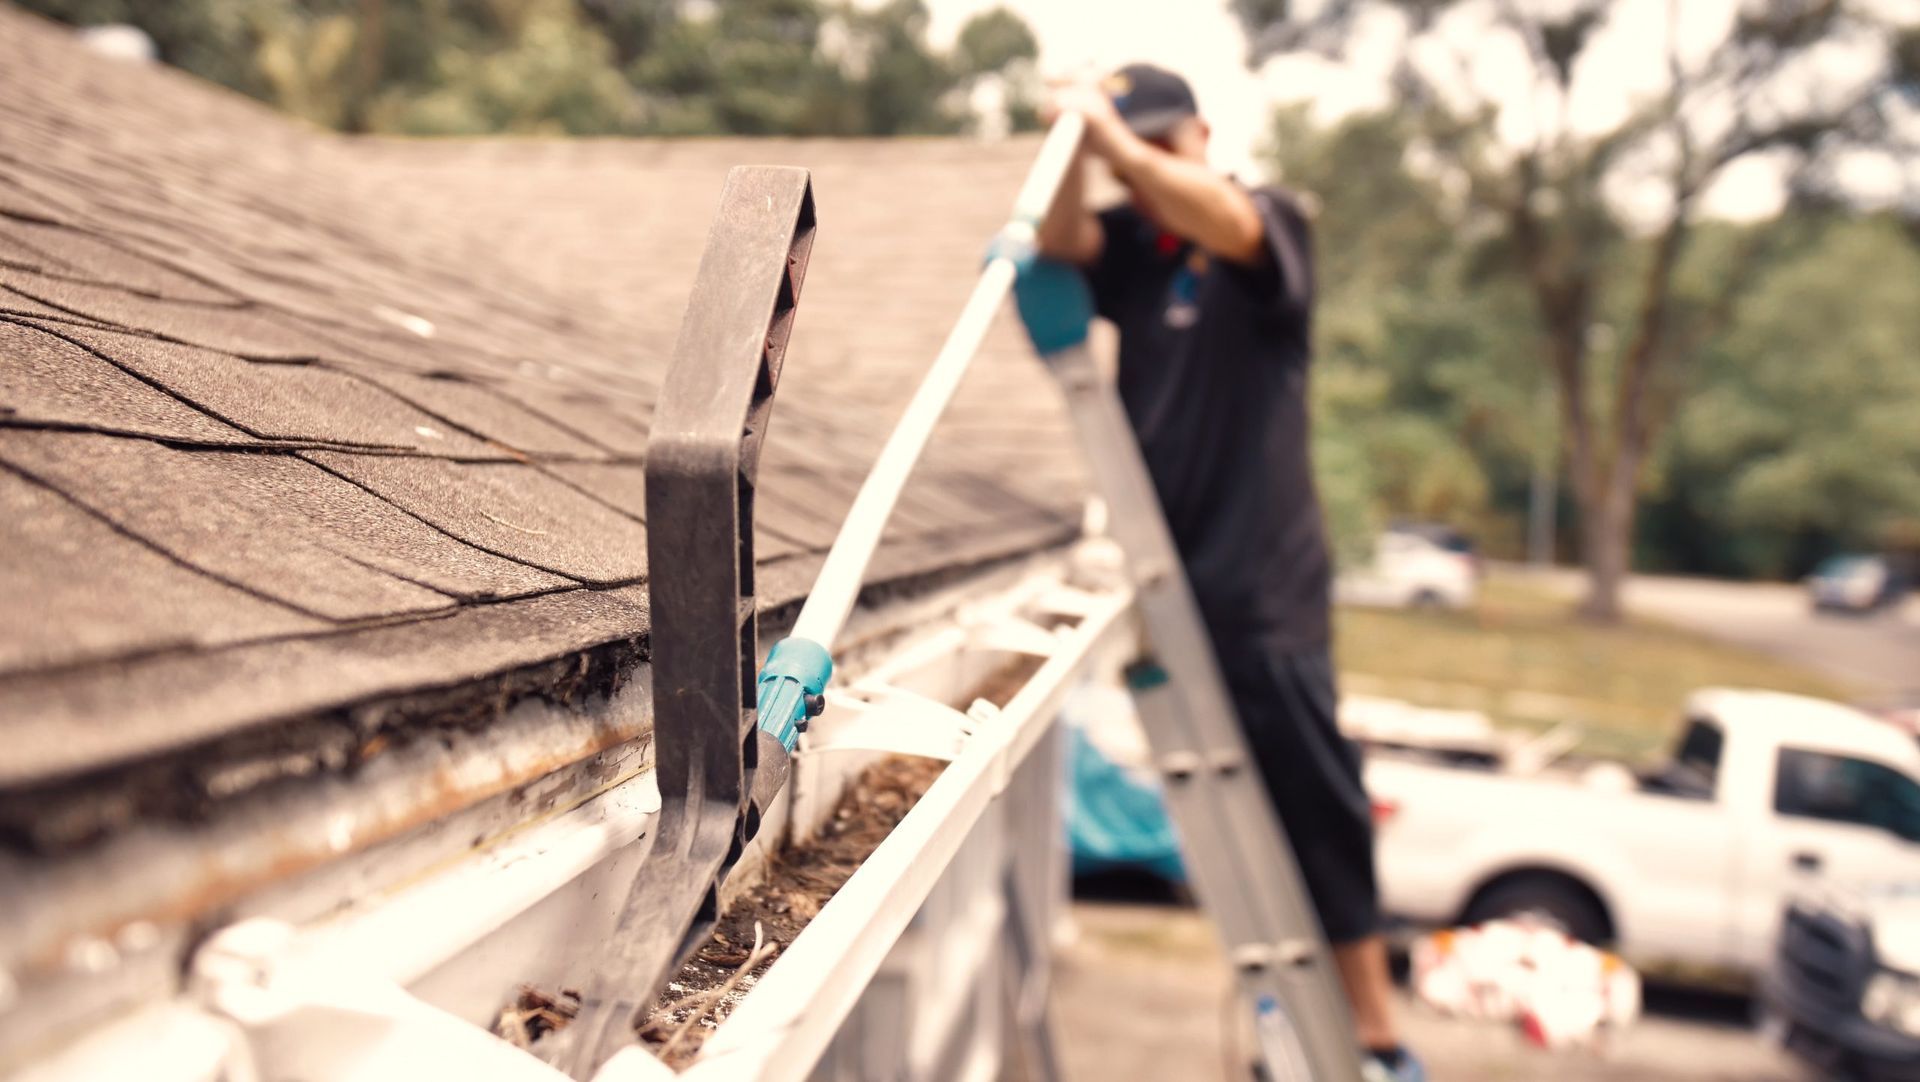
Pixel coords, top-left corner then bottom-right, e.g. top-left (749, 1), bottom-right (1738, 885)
top-left (755, 637), bottom-right (834, 752)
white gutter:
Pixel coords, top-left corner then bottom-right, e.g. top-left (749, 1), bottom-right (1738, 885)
top-left (660, 578), bottom-right (1130, 1082)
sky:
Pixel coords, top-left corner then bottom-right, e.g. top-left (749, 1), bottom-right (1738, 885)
top-left (923, 0), bottom-right (1282, 179)
top-left (918, 0), bottom-right (1915, 224)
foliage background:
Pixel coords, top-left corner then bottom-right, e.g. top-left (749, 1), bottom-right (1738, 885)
top-left (21, 0), bottom-right (1041, 137)
top-left (1275, 105), bottom-right (1920, 579)
top-left (25, 0), bottom-right (1920, 581)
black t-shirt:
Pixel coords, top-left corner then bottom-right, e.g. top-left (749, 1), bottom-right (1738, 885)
top-left (1084, 186), bottom-right (1330, 649)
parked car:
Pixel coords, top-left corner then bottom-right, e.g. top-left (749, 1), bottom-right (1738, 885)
top-left (1810, 554), bottom-right (1910, 615)
top-left (1391, 521), bottom-right (1484, 578)
top-left (1369, 689), bottom-right (1920, 987)
top-left (1335, 528), bottom-right (1477, 611)
top-left (1767, 885), bottom-right (1920, 1081)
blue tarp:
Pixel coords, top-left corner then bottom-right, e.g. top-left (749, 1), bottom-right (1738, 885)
top-left (1066, 724), bottom-right (1187, 882)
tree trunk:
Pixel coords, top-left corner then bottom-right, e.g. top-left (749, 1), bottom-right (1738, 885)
top-left (1577, 454), bottom-right (1640, 622)
top-left (1543, 320), bottom-right (1642, 625)
top-left (1578, 210), bottom-right (1689, 623)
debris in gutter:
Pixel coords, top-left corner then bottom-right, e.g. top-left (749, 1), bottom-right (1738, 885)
top-left (496, 985), bottom-right (583, 1049)
top-left (510, 654), bottom-right (1048, 1068)
top-left (0, 636), bottom-right (645, 854)
top-left (635, 655), bottom-right (1045, 1066)
top-left (636, 752), bottom-right (947, 1066)
top-left (498, 751), bottom-right (947, 1066)
top-left (655, 921), bottom-right (778, 1060)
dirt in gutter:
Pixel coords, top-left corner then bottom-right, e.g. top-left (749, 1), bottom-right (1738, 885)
top-left (640, 751), bottom-right (947, 1065)
top-left (504, 654), bottom-right (1049, 1068)
top-left (2, 549), bottom-right (1067, 859)
top-left (0, 636), bottom-right (646, 855)
top-left (487, 754), bottom-right (944, 1063)
top-left (640, 655), bottom-right (1045, 1066)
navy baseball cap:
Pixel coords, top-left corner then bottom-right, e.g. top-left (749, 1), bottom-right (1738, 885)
top-left (1104, 63), bottom-right (1199, 139)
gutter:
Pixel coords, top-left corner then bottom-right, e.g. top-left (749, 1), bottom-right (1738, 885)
top-left (662, 577), bottom-right (1130, 1082)
top-left (9, 550), bottom-right (1120, 1082)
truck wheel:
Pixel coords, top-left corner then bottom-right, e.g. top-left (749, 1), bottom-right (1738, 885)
top-left (1462, 876), bottom-right (1611, 945)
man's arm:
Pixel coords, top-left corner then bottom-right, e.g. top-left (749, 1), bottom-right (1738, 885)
top-left (1105, 141), bottom-right (1266, 267)
top-left (1046, 82), bottom-right (1267, 268)
top-left (1036, 147), bottom-right (1103, 266)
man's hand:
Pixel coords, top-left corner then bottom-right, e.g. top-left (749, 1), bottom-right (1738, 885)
top-left (1033, 78), bottom-right (1111, 266)
top-left (1043, 79), bottom-right (1134, 164)
top-left (1044, 75), bottom-right (1268, 268)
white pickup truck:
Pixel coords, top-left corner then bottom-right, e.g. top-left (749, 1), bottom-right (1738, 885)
top-left (1369, 688), bottom-right (1920, 985)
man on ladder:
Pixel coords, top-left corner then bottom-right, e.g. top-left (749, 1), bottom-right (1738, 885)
top-left (1031, 63), bottom-right (1422, 1082)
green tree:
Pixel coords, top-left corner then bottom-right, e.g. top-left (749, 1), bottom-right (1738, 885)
top-left (952, 5), bottom-right (1040, 132)
top-left (576, 0), bottom-right (678, 67)
top-left (953, 6), bottom-right (1034, 75)
top-left (833, 0), bottom-right (970, 136)
top-left (20, 0), bottom-right (292, 99)
top-left (625, 0), bottom-right (837, 134)
top-left (1270, 108), bottom-right (1542, 560)
top-left (21, 0), bottom-right (1040, 137)
top-left (367, 0), bottom-right (638, 135)
top-left (1659, 215), bottom-right (1920, 576)
top-left (20, 0), bottom-right (640, 133)
top-left (627, 0), bottom-right (1035, 136)
top-left (1240, 0), bottom-right (1920, 619)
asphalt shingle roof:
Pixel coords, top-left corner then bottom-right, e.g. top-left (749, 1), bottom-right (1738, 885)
top-left (0, 7), bottom-right (1084, 798)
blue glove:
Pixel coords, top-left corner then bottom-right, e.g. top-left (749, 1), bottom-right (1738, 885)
top-left (1012, 258), bottom-right (1093, 355)
top-left (987, 227), bottom-right (1093, 356)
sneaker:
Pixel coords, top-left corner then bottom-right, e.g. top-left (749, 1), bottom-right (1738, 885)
top-left (1360, 1046), bottom-right (1427, 1082)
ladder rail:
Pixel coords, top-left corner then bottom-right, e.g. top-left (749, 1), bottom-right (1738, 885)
top-left (1046, 344), bottom-right (1364, 1081)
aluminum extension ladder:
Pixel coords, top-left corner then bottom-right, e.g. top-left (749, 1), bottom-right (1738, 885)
top-left (1037, 341), bottom-right (1362, 1082)
top-left (991, 116), bottom-right (1366, 1082)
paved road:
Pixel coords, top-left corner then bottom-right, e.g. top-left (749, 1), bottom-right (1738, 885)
top-left (1511, 566), bottom-right (1919, 705)
top-left (1051, 902), bottom-right (1803, 1082)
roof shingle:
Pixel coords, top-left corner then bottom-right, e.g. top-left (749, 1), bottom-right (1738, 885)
top-left (304, 451), bottom-right (650, 585)
top-left (0, 321), bottom-right (252, 444)
top-left (0, 5), bottom-right (1082, 791)
top-left (0, 467), bottom-right (322, 676)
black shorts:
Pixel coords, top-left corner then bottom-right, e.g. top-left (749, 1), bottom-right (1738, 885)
top-left (1213, 634), bottom-right (1379, 944)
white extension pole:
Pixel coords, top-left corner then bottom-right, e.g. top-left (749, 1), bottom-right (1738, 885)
top-left (788, 112), bottom-right (1086, 648)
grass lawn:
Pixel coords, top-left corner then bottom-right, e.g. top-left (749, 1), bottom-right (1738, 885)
top-left (1334, 576), bottom-right (1854, 762)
